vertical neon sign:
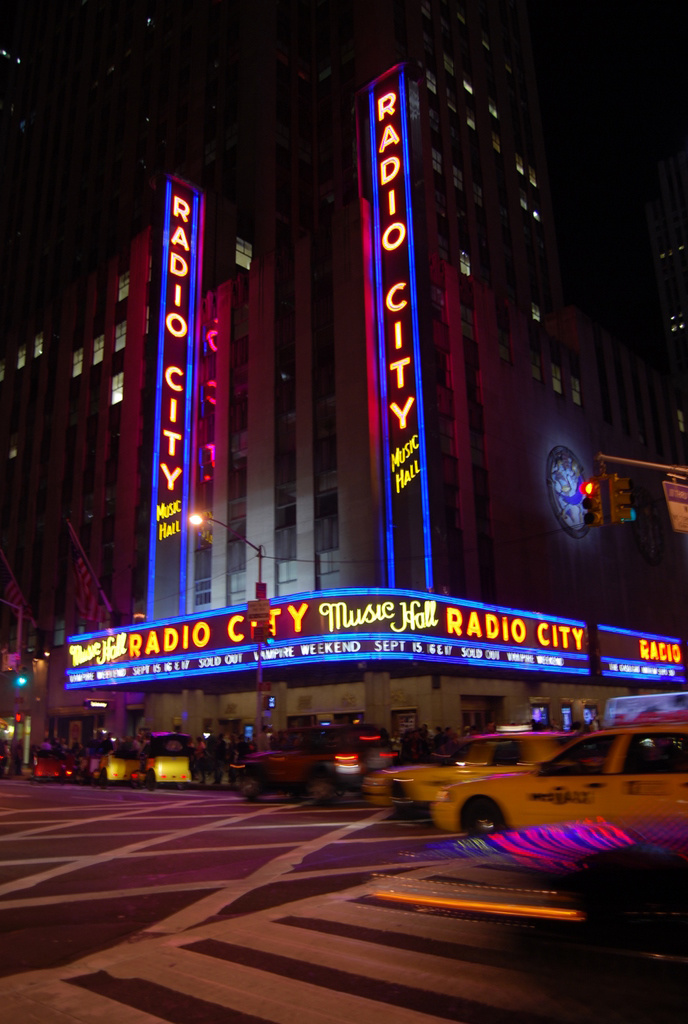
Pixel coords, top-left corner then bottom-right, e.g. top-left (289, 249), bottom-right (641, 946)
top-left (360, 65), bottom-right (433, 590)
top-left (148, 176), bottom-right (204, 619)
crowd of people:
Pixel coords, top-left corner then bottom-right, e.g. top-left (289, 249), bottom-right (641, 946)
top-left (1, 716), bottom-right (599, 781)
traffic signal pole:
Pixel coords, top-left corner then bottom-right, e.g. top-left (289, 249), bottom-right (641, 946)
top-left (596, 452), bottom-right (688, 479)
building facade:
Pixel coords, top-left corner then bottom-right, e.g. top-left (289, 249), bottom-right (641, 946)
top-left (1, 1), bottom-right (687, 751)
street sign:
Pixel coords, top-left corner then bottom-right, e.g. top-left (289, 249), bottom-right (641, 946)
top-left (255, 582), bottom-right (267, 600)
top-left (247, 599), bottom-right (271, 623)
top-left (663, 480), bottom-right (688, 533)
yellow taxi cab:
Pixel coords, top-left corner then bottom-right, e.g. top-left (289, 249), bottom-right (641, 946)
top-left (362, 731), bottom-right (568, 818)
top-left (94, 746), bottom-right (141, 787)
top-left (430, 722), bottom-right (688, 834)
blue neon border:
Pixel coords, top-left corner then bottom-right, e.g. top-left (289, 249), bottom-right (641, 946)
top-left (66, 586), bottom-right (591, 688)
top-left (147, 178), bottom-right (173, 619)
top-left (398, 69), bottom-right (433, 590)
top-left (367, 69), bottom-right (433, 590)
top-left (368, 89), bottom-right (395, 585)
top-left (147, 179), bottom-right (202, 619)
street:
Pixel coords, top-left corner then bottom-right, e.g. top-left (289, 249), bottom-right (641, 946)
top-left (0, 778), bottom-right (686, 1023)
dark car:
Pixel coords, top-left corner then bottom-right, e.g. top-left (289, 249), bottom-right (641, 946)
top-left (238, 724), bottom-right (393, 803)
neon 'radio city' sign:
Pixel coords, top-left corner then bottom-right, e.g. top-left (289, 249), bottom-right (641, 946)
top-left (597, 624), bottom-right (686, 684)
top-left (66, 588), bottom-right (590, 688)
top-left (148, 176), bottom-right (204, 619)
top-left (359, 65), bottom-right (433, 590)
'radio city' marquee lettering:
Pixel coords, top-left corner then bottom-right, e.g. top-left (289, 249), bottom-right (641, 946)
top-left (359, 65), bottom-right (433, 588)
top-left (148, 176), bottom-right (204, 618)
top-left (66, 589), bottom-right (591, 690)
top-left (639, 638), bottom-right (682, 663)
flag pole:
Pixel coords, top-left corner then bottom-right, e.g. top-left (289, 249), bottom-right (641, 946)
top-left (65, 519), bottom-right (113, 615)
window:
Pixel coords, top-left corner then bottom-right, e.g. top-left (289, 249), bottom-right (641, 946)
top-left (431, 148), bottom-right (443, 174)
top-left (459, 250), bottom-right (471, 275)
top-left (0, 358), bottom-right (4, 382)
top-left (623, 733), bottom-right (688, 774)
top-left (111, 371), bottom-right (124, 404)
top-left (678, 409), bottom-right (685, 433)
top-left (17, 344), bottom-right (26, 369)
top-left (236, 238), bottom-right (252, 270)
top-left (9, 432), bottom-right (18, 458)
top-left (531, 302), bottom-right (541, 322)
top-left (34, 332), bottom-right (44, 357)
top-left (114, 321), bottom-right (127, 351)
top-left (541, 735), bottom-right (615, 777)
top-left (72, 348), bottom-right (83, 377)
top-left (93, 334), bottom-right (105, 364)
top-left (117, 270), bottom-right (130, 301)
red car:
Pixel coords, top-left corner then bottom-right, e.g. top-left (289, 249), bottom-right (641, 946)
top-left (32, 748), bottom-right (77, 782)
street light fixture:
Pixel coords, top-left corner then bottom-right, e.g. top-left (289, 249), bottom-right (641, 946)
top-left (189, 513), bottom-right (268, 738)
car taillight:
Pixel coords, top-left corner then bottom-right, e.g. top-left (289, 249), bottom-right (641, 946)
top-left (379, 751), bottom-right (395, 759)
top-left (335, 754), bottom-right (359, 766)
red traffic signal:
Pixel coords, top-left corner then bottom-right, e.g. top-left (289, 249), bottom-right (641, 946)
top-left (580, 477), bottom-right (603, 527)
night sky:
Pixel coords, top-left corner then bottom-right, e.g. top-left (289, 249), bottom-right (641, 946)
top-left (3, 2), bottom-right (688, 368)
top-left (528, 0), bottom-right (688, 366)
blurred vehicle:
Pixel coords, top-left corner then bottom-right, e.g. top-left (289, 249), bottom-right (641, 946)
top-left (238, 724), bottom-right (393, 803)
top-left (131, 731), bottom-right (193, 790)
top-left (94, 746), bottom-right (141, 787)
top-left (32, 748), bottom-right (77, 782)
top-left (603, 690), bottom-right (688, 727)
top-left (362, 732), bottom-right (569, 819)
top-left (431, 721), bottom-right (688, 834)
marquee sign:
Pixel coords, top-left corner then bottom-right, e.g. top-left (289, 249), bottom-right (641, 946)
top-left (596, 624), bottom-right (686, 685)
top-left (357, 65), bottom-right (433, 590)
top-left (65, 587), bottom-right (590, 689)
top-left (148, 175), bottom-right (204, 619)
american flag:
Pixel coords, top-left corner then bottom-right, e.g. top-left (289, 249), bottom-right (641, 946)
top-left (67, 526), bottom-right (99, 622)
top-left (0, 547), bottom-right (34, 623)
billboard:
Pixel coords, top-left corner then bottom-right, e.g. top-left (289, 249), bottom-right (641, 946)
top-left (147, 176), bottom-right (204, 619)
top-left (596, 623), bottom-right (685, 685)
top-left (66, 587), bottom-right (590, 688)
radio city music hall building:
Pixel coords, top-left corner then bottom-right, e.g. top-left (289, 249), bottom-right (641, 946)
top-left (1, 1), bottom-right (688, 746)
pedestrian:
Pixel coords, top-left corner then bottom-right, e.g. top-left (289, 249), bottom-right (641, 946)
top-left (214, 732), bottom-right (227, 784)
top-left (11, 737), bottom-right (23, 776)
top-left (194, 735), bottom-right (207, 782)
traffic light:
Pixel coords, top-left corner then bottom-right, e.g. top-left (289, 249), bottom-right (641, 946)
top-left (16, 671), bottom-right (28, 687)
top-left (580, 477), bottom-right (603, 527)
top-left (609, 475), bottom-right (635, 524)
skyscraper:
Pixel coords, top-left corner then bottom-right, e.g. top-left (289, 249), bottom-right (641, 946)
top-left (647, 151), bottom-right (688, 381)
top-left (1, 1), bottom-right (686, 743)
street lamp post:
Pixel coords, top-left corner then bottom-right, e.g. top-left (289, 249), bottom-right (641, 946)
top-left (189, 513), bottom-right (267, 738)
